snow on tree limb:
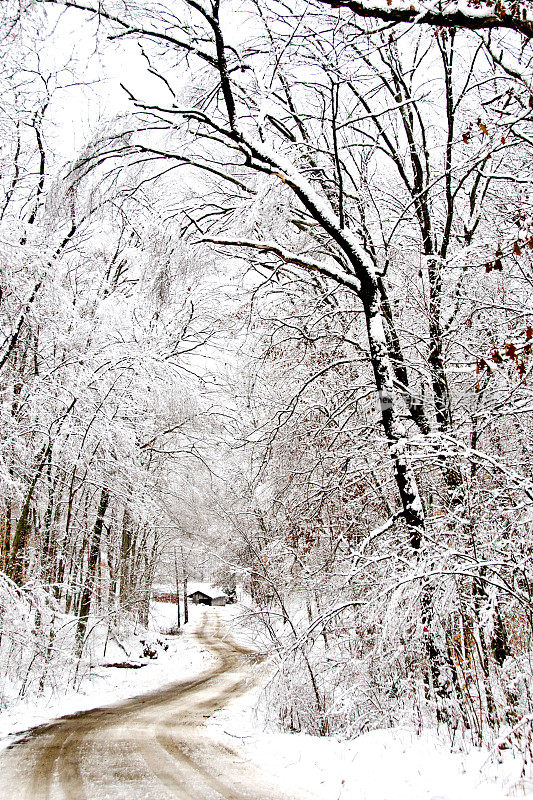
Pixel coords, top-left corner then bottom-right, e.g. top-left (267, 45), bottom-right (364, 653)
top-left (199, 237), bottom-right (362, 293)
top-left (318, 0), bottom-right (533, 38)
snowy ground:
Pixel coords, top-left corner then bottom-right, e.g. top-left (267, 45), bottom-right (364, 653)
top-left (210, 683), bottom-right (532, 800)
top-left (214, 607), bottom-right (533, 800)
top-left (0, 601), bottom-right (212, 750)
top-left (0, 600), bottom-right (531, 799)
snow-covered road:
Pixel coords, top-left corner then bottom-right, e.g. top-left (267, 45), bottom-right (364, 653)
top-left (0, 606), bottom-right (523, 800)
top-left (0, 609), bottom-right (295, 800)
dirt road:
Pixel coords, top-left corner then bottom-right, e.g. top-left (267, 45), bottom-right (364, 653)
top-left (0, 610), bottom-right (292, 800)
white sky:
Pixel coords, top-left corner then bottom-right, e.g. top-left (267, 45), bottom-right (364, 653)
top-left (40, 8), bottom-right (170, 159)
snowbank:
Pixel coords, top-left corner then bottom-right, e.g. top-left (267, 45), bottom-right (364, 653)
top-left (0, 601), bottom-right (210, 751)
top-left (208, 619), bottom-right (533, 800)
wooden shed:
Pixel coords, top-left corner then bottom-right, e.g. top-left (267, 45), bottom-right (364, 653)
top-left (188, 587), bottom-right (228, 607)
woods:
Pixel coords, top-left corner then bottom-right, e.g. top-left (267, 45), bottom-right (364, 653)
top-left (2, 0), bottom-right (533, 773)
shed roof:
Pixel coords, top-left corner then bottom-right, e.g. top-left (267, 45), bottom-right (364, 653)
top-left (187, 582), bottom-right (228, 600)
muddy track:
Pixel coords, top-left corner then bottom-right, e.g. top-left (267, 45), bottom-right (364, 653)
top-left (0, 610), bottom-right (292, 800)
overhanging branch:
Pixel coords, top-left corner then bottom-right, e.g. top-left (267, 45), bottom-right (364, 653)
top-left (199, 236), bottom-right (362, 293)
top-left (319, 0), bottom-right (533, 39)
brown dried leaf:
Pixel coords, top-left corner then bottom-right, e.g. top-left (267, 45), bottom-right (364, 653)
top-left (505, 342), bottom-right (517, 360)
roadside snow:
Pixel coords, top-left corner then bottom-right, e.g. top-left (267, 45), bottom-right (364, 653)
top-left (1, 601), bottom-right (530, 799)
top-left (233, 722), bottom-right (529, 800)
top-left (0, 601), bottom-right (211, 752)
top-left (209, 619), bottom-right (533, 800)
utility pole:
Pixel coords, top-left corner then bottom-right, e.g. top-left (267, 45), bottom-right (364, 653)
top-left (173, 547), bottom-right (181, 629)
top-left (181, 546), bottom-right (188, 624)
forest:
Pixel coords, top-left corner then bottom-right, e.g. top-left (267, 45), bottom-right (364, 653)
top-left (2, 0), bottom-right (533, 773)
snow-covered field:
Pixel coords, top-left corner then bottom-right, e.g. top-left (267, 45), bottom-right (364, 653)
top-left (0, 601), bottom-right (530, 799)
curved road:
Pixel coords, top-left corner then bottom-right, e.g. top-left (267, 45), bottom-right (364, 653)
top-left (0, 610), bottom-right (293, 800)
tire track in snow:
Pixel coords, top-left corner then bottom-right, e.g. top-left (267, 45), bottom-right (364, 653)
top-left (0, 610), bottom-right (294, 800)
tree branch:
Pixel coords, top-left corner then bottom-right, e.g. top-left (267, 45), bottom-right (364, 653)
top-left (199, 236), bottom-right (362, 293)
top-left (320, 0), bottom-right (533, 39)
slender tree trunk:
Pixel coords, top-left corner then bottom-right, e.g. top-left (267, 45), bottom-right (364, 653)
top-left (76, 487), bottom-right (110, 653)
top-left (428, 258), bottom-right (452, 432)
top-left (361, 279), bottom-right (425, 547)
top-left (41, 452), bottom-right (61, 583)
top-left (8, 444), bottom-right (51, 584)
top-left (1, 501), bottom-right (11, 572)
top-left (120, 507), bottom-right (132, 609)
top-left (174, 548), bottom-right (181, 629)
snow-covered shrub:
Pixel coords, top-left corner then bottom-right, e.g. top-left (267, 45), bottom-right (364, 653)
top-left (0, 573), bottom-right (79, 704)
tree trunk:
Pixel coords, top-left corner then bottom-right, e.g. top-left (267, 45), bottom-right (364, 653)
top-left (76, 487), bottom-right (110, 653)
top-left (7, 444), bottom-right (50, 584)
top-left (119, 507), bottom-right (132, 609)
top-left (361, 279), bottom-right (425, 548)
top-left (174, 548), bottom-right (181, 629)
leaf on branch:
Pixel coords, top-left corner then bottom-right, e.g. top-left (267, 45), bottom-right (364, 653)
top-left (486, 254), bottom-right (503, 273)
top-left (505, 342), bottom-right (517, 360)
top-left (513, 241), bottom-right (522, 255)
top-left (491, 348), bottom-right (504, 364)
top-left (486, 244), bottom-right (505, 272)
